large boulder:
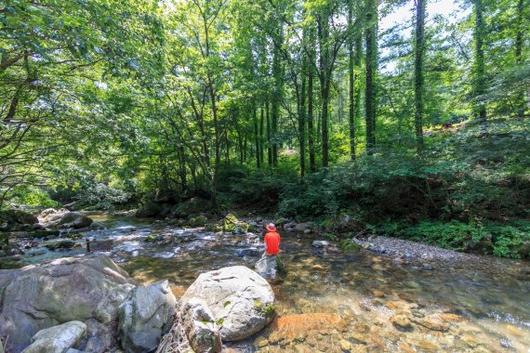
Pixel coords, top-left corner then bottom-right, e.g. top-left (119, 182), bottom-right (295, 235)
top-left (180, 266), bottom-right (275, 341)
top-left (118, 280), bottom-right (177, 353)
top-left (174, 197), bottom-right (212, 218)
top-left (0, 209), bottom-right (38, 231)
top-left (21, 321), bottom-right (87, 353)
top-left (0, 255), bottom-right (135, 353)
top-left (38, 209), bottom-right (93, 229)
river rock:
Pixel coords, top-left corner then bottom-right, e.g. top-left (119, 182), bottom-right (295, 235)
top-left (174, 197), bottom-right (212, 217)
top-left (180, 266), bottom-right (275, 341)
top-left (43, 239), bottom-right (77, 250)
top-left (294, 222), bottom-right (314, 233)
top-left (0, 255), bottom-right (135, 353)
top-left (221, 213), bottom-right (250, 234)
top-left (181, 299), bottom-right (222, 353)
top-left (0, 209), bottom-right (38, 231)
top-left (38, 209), bottom-right (93, 229)
top-left (118, 280), bottom-right (177, 353)
top-left (21, 321), bottom-right (87, 353)
top-left (312, 240), bottom-right (330, 248)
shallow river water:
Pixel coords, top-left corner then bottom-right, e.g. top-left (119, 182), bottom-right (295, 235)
top-left (15, 214), bottom-right (530, 353)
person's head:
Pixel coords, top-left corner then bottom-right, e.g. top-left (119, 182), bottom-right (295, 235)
top-left (265, 223), bottom-right (277, 232)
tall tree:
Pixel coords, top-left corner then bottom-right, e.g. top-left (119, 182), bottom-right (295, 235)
top-left (514, 0), bottom-right (526, 116)
top-left (473, 0), bottom-right (487, 121)
top-left (271, 19), bottom-right (284, 167)
top-left (414, 0), bottom-right (426, 152)
top-left (307, 22), bottom-right (317, 172)
top-left (348, 0), bottom-right (356, 160)
top-left (365, 0), bottom-right (378, 154)
top-left (318, 4), bottom-right (332, 167)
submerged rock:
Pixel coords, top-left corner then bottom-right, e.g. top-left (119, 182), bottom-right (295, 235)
top-left (0, 255), bottom-right (135, 353)
top-left (43, 239), bottom-right (77, 250)
top-left (21, 321), bottom-right (87, 353)
top-left (180, 266), bottom-right (275, 341)
top-left (118, 280), bottom-right (177, 353)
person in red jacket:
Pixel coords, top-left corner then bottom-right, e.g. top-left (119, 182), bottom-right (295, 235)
top-left (264, 223), bottom-right (281, 256)
top-left (256, 223), bottom-right (281, 279)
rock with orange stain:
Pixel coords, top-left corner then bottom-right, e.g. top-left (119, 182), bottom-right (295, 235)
top-left (412, 315), bottom-right (450, 332)
top-left (270, 313), bottom-right (344, 339)
top-left (398, 341), bottom-right (416, 353)
top-left (385, 300), bottom-right (409, 312)
top-left (170, 285), bottom-right (186, 298)
top-left (439, 313), bottom-right (463, 322)
top-left (371, 289), bottom-right (385, 298)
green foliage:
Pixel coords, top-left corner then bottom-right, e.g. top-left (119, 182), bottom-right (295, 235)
top-left (372, 220), bottom-right (530, 259)
top-left (254, 300), bottom-right (275, 317)
top-left (9, 187), bottom-right (59, 208)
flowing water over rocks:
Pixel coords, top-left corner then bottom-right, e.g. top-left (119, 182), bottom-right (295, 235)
top-left (5, 213), bottom-right (530, 353)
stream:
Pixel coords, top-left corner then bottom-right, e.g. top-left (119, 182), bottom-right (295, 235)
top-left (13, 213), bottom-right (530, 352)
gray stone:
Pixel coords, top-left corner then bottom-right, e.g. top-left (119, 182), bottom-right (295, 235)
top-left (312, 240), bottom-right (330, 248)
top-left (294, 222), bottom-right (313, 233)
top-left (181, 299), bottom-right (221, 353)
top-left (21, 321), bottom-right (87, 353)
top-left (84, 319), bottom-right (115, 353)
top-left (118, 280), bottom-right (177, 353)
top-left (38, 209), bottom-right (93, 230)
top-left (236, 247), bottom-right (260, 257)
top-left (43, 239), bottom-right (76, 250)
top-left (180, 266), bottom-right (275, 341)
top-left (0, 255), bottom-right (135, 353)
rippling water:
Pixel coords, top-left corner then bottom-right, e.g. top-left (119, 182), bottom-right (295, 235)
top-left (14, 214), bottom-right (530, 352)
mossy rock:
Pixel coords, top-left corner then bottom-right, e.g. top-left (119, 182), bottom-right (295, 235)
top-left (340, 239), bottom-right (361, 252)
top-left (223, 213), bottom-right (249, 234)
top-left (43, 239), bottom-right (76, 250)
top-left (188, 215), bottom-right (208, 227)
top-left (144, 234), bottom-right (158, 242)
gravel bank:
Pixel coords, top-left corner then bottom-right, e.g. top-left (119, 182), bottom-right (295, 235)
top-left (353, 235), bottom-right (529, 275)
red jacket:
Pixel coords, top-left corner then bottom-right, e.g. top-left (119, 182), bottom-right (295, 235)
top-left (264, 231), bottom-right (281, 255)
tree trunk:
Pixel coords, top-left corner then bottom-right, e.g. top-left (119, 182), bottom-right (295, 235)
top-left (515, 0), bottom-right (526, 116)
top-left (271, 25), bottom-right (283, 167)
top-left (347, 1), bottom-right (356, 160)
top-left (299, 40), bottom-right (307, 178)
top-left (266, 100), bottom-right (273, 167)
top-left (364, 0), bottom-right (378, 154)
top-left (259, 105), bottom-right (265, 166)
top-left (318, 9), bottom-right (331, 167)
top-left (473, 0), bottom-right (486, 122)
top-left (414, 0), bottom-right (426, 153)
top-left (353, 13), bottom-right (363, 156)
top-left (178, 145), bottom-right (187, 191)
top-left (307, 25), bottom-right (317, 172)
top-left (254, 106), bottom-right (261, 168)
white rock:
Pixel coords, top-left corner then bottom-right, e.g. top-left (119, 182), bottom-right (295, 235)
top-left (118, 280), bottom-right (177, 353)
top-left (22, 321), bottom-right (87, 353)
top-left (180, 266), bottom-right (274, 341)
